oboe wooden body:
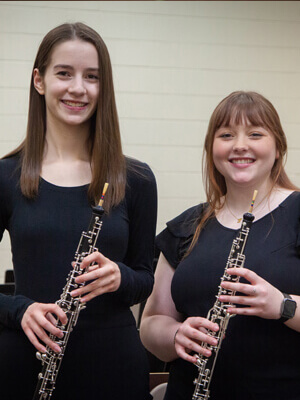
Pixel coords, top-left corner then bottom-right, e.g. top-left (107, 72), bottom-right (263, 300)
top-left (33, 185), bottom-right (108, 400)
top-left (192, 194), bottom-right (257, 400)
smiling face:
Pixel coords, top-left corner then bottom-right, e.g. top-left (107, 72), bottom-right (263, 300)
top-left (212, 121), bottom-right (278, 190)
top-left (33, 39), bottom-right (100, 130)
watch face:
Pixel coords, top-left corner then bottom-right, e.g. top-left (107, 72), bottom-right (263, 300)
top-left (283, 298), bottom-right (297, 318)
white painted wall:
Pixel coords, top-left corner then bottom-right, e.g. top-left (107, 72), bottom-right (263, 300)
top-left (0, 1), bottom-right (300, 282)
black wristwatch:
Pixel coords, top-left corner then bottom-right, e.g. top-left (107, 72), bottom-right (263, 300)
top-left (278, 293), bottom-right (297, 323)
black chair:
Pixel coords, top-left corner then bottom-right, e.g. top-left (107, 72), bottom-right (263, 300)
top-left (0, 283), bottom-right (15, 295)
top-left (0, 269), bottom-right (15, 295)
top-left (5, 269), bottom-right (14, 283)
top-left (150, 372), bottom-right (169, 398)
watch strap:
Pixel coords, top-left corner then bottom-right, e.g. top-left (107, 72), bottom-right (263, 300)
top-left (278, 293), bottom-right (296, 323)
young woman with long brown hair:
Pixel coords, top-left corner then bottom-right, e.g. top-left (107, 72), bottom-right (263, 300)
top-left (141, 91), bottom-right (300, 400)
top-left (0, 22), bottom-right (157, 400)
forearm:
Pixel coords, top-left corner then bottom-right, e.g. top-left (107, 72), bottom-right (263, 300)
top-left (115, 263), bottom-right (154, 306)
top-left (0, 294), bottom-right (34, 329)
top-left (121, 162), bottom-right (157, 305)
top-left (140, 314), bottom-right (181, 363)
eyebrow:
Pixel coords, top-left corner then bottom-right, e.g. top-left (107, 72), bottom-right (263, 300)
top-left (53, 64), bottom-right (99, 72)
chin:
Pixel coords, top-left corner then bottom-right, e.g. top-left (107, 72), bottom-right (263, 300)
top-left (229, 177), bottom-right (256, 187)
top-left (64, 118), bottom-right (90, 126)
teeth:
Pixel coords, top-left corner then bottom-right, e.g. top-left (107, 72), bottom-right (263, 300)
top-left (231, 159), bottom-right (254, 164)
top-left (63, 101), bottom-right (86, 107)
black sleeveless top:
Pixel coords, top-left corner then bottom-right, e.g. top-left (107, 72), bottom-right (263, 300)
top-left (156, 192), bottom-right (300, 400)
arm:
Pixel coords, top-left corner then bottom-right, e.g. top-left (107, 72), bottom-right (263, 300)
top-left (219, 267), bottom-right (300, 332)
top-left (0, 284), bottom-right (68, 353)
top-left (116, 164), bottom-right (157, 305)
top-left (0, 293), bottom-right (34, 329)
top-left (0, 162), bottom-right (66, 352)
top-left (0, 159), bottom-right (36, 330)
top-left (140, 253), bottom-right (182, 362)
top-left (140, 253), bottom-right (219, 364)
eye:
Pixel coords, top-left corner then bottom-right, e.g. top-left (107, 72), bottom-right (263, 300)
top-left (250, 132), bottom-right (263, 138)
top-left (86, 74), bottom-right (99, 81)
top-left (218, 132), bottom-right (233, 139)
top-left (56, 71), bottom-right (71, 78)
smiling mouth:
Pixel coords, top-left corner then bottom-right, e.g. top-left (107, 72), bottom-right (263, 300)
top-left (62, 100), bottom-right (88, 107)
top-left (230, 158), bottom-right (255, 164)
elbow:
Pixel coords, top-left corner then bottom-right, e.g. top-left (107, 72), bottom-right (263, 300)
top-left (140, 317), bottom-right (177, 364)
top-left (139, 317), bottom-right (154, 354)
top-left (137, 273), bottom-right (154, 305)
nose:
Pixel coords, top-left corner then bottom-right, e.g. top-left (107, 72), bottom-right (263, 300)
top-left (233, 135), bottom-right (248, 152)
top-left (68, 76), bottom-right (86, 96)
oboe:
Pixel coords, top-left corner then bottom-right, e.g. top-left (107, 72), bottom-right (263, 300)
top-left (32, 183), bottom-right (109, 400)
top-left (192, 190), bottom-right (258, 400)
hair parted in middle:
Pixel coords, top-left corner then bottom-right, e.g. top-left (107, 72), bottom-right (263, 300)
top-left (6, 22), bottom-right (125, 211)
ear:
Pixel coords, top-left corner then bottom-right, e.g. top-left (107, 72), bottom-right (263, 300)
top-left (33, 68), bottom-right (45, 95)
top-left (276, 149), bottom-right (279, 159)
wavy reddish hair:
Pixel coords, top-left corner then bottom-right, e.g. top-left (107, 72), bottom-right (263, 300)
top-left (188, 91), bottom-right (298, 254)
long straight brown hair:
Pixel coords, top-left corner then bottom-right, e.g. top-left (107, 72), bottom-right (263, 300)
top-left (188, 91), bottom-right (298, 253)
top-left (4, 22), bottom-right (126, 211)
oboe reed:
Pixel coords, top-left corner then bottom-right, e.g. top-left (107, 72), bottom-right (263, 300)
top-left (249, 190), bottom-right (258, 214)
top-left (99, 183), bottom-right (109, 206)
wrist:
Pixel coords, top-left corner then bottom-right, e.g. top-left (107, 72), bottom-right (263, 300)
top-left (278, 293), bottom-right (297, 323)
top-left (173, 326), bottom-right (180, 345)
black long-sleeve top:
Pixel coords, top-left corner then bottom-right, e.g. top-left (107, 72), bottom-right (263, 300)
top-left (0, 155), bottom-right (157, 329)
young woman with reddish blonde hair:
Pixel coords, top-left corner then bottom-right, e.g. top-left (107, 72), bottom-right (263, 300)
top-left (141, 91), bottom-right (300, 400)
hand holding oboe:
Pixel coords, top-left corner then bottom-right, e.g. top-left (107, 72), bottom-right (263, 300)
top-left (70, 251), bottom-right (121, 303)
top-left (21, 302), bottom-right (68, 354)
top-left (219, 267), bottom-right (283, 320)
top-left (173, 317), bottom-right (219, 365)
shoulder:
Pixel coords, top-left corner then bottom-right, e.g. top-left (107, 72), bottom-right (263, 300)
top-left (166, 204), bottom-right (206, 239)
top-left (0, 155), bottom-right (21, 217)
top-left (279, 190), bottom-right (300, 209)
top-left (289, 190), bottom-right (300, 202)
top-left (0, 154), bottom-right (21, 184)
top-left (155, 204), bottom-right (205, 269)
top-left (123, 157), bottom-right (157, 214)
top-left (0, 154), bottom-right (21, 170)
top-left (270, 191), bottom-right (300, 230)
top-left (125, 157), bottom-right (157, 194)
top-left (126, 157), bottom-right (156, 182)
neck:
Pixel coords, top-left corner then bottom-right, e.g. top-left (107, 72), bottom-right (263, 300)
top-left (218, 180), bottom-right (275, 227)
top-left (44, 123), bottom-right (90, 163)
top-left (224, 180), bottom-right (273, 212)
top-left (216, 180), bottom-right (293, 228)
